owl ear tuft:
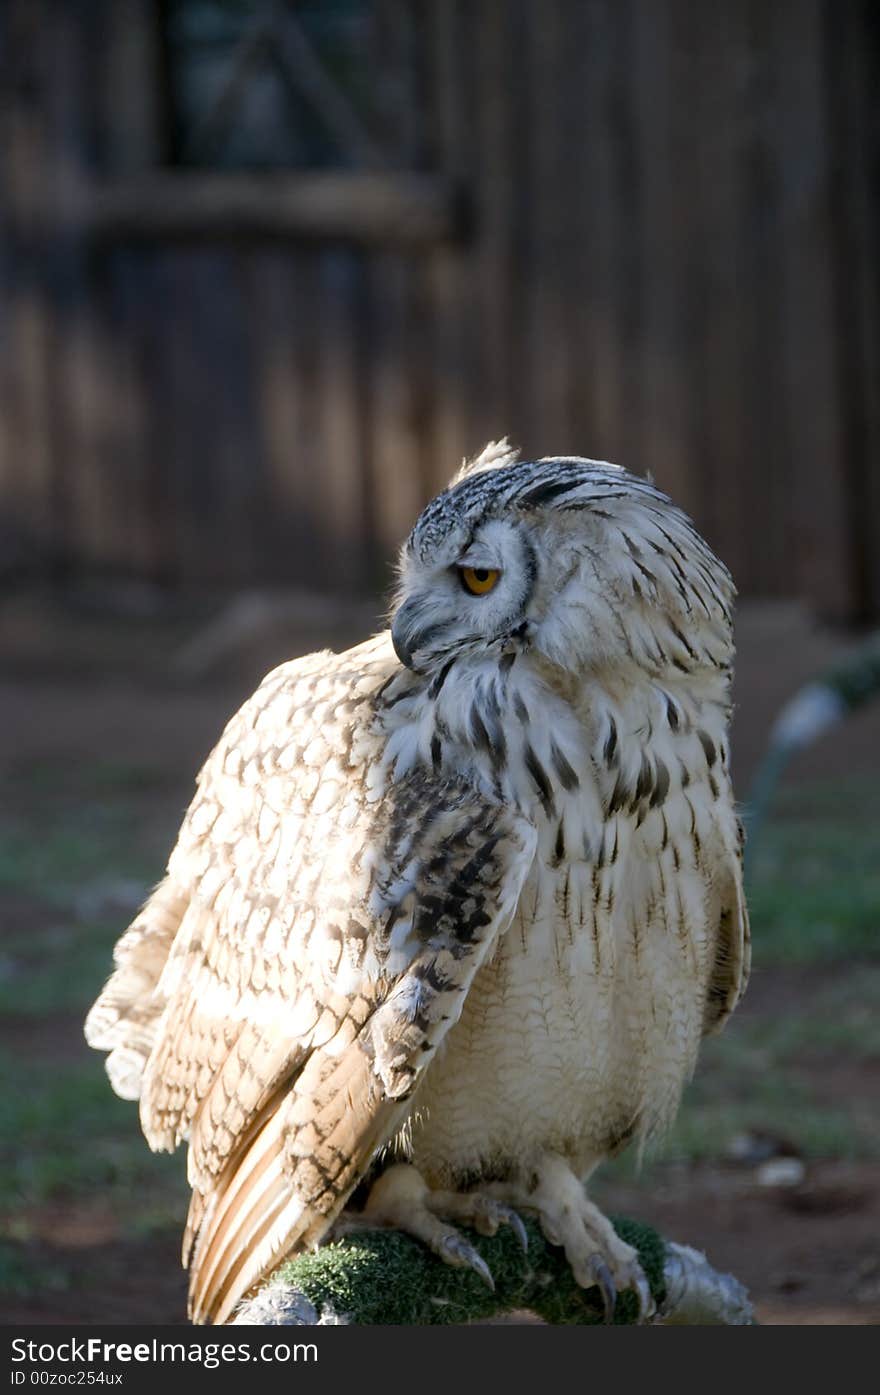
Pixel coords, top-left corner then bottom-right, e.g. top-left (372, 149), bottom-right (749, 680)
top-left (450, 438), bottom-right (520, 487)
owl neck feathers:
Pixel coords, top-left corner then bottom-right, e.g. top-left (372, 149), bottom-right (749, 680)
top-left (379, 649), bottom-right (593, 831)
top-left (378, 631), bottom-right (732, 859)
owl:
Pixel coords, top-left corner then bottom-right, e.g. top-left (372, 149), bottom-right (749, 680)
top-left (85, 442), bottom-right (749, 1325)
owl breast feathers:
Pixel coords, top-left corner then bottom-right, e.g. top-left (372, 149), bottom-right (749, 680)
top-left (85, 443), bottom-right (749, 1323)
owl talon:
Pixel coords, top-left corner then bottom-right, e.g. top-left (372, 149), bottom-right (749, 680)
top-left (584, 1255), bottom-right (616, 1323)
top-left (441, 1233), bottom-right (496, 1290)
top-left (503, 1207), bottom-right (530, 1253)
top-left (488, 1154), bottom-right (656, 1323)
top-left (632, 1271), bottom-right (655, 1322)
top-left (362, 1164), bottom-right (508, 1290)
top-left (423, 1188), bottom-right (528, 1253)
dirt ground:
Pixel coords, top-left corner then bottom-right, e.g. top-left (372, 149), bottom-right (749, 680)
top-left (1, 587), bottom-right (878, 1326)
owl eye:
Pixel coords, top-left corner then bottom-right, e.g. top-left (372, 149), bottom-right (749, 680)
top-left (460, 566), bottom-right (501, 596)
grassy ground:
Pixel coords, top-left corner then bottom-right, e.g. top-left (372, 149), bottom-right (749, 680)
top-left (0, 749), bottom-right (191, 1315)
top-left (645, 777), bottom-right (880, 1166)
top-left (0, 661), bottom-right (878, 1321)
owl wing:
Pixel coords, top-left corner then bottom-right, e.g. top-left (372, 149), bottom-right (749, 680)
top-left (85, 633), bottom-right (536, 1324)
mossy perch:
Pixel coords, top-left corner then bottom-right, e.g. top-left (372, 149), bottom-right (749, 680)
top-left (233, 1217), bottom-right (753, 1325)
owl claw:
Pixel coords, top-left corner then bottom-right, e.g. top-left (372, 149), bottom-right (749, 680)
top-left (503, 1206), bottom-right (530, 1253)
top-left (632, 1271), bottom-right (656, 1322)
top-left (583, 1255), bottom-right (616, 1323)
top-left (441, 1234), bottom-right (496, 1290)
top-left (487, 1154), bottom-right (656, 1323)
top-left (362, 1166), bottom-right (527, 1293)
top-left (427, 1189), bottom-right (528, 1252)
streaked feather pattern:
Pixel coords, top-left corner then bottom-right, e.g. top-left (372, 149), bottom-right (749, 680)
top-left (86, 443), bottom-right (748, 1322)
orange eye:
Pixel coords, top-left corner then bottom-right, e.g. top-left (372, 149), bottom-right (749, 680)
top-left (460, 566), bottom-right (500, 596)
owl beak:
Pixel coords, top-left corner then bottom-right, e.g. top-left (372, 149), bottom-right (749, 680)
top-left (391, 607), bottom-right (416, 669)
top-left (391, 598), bottom-right (437, 670)
top-left (392, 628), bottom-right (413, 669)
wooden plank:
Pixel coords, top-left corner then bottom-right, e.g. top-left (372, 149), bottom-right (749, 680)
top-left (77, 4), bottom-right (177, 581)
top-left (733, 0), bottom-right (785, 597)
top-left (36, 0), bottom-right (107, 577)
top-left (414, 0), bottom-right (519, 478)
top-left (273, 5), bottom-right (384, 168)
top-left (285, 251), bottom-right (326, 580)
top-left (112, 248), bottom-right (177, 585)
top-left (1, 0), bottom-right (55, 569)
top-left (565, 0), bottom-right (638, 468)
top-left (244, 247), bottom-right (337, 586)
top-left (315, 248), bottom-right (371, 591)
top-left (523, 0), bottom-right (575, 453)
top-left (244, 248), bottom-right (314, 577)
top-left (423, 0), bottom-right (518, 481)
top-left (137, 247), bottom-right (248, 587)
top-left (100, 0), bottom-right (173, 582)
top-left (189, 249), bottom-right (266, 584)
top-left (364, 251), bottom-right (427, 564)
top-left (151, 254), bottom-right (368, 594)
top-left (825, 0), bottom-right (880, 620)
top-left (769, 0), bottom-right (850, 617)
top-left (362, 3), bottom-right (434, 565)
top-left (470, 0), bottom-right (519, 452)
top-left (372, 0), bottom-right (420, 165)
top-left (686, 0), bottom-right (751, 583)
top-left (630, 0), bottom-right (695, 504)
top-left (422, 0), bottom-right (471, 485)
top-left (84, 172), bottom-right (462, 246)
top-left (106, 248), bottom-right (161, 579)
top-left (0, 283), bottom-right (55, 565)
top-left (15, 0), bottom-right (167, 584)
top-left (147, 246), bottom-right (267, 588)
top-left (559, 0), bottom-right (600, 461)
top-left (181, 10), bottom-right (289, 166)
top-left (585, 0), bottom-right (644, 473)
top-left (101, 0), bottom-right (168, 172)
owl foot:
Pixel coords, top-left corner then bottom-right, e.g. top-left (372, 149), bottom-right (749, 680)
top-left (360, 1163), bottom-right (528, 1290)
top-left (489, 1153), bottom-right (655, 1323)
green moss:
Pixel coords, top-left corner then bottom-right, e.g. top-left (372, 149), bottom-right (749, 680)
top-left (272, 1216), bottom-right (665, 1325)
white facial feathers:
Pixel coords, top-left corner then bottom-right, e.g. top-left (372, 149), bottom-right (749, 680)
top-left (392, 449), bottom-right (733, 685)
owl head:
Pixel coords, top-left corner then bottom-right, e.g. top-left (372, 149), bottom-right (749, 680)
top-left (390, 441), bottom-right (734, 682)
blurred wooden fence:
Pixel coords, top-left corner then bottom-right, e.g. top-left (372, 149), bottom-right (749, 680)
top-left (1, 0), bottom-right (878, 618)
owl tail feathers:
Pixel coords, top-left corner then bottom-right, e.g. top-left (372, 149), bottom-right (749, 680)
top-left (84, 878), bottom-right (186, 1102)
top-left (186, 1035), bottom-right (402, 1325)
top-left (185, 1104), bottom-right (315, 1326)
